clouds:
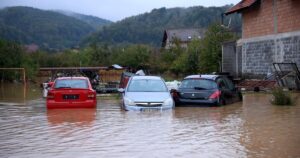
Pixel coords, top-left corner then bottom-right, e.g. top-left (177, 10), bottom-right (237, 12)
top-left (0, 0), bottom-right (240, 21)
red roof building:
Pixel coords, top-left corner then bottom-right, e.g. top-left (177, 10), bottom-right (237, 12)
top-left (222, 0), bottom-right (300, 79)
top-left (226, 0), bottom-right (300, 38)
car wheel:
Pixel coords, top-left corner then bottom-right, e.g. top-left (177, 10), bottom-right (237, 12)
top-left (217, 97), bottom-right (226, 106)
top-left (238, 92), bottom-right (243, 101)
top-left (174, 101), bottom-right (180, 106)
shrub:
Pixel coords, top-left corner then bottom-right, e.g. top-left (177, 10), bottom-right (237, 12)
top-left (271, 87), bottom-right (293, 106)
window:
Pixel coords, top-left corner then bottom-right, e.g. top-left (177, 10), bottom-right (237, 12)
top-left (180, 79), bottom-right (217, 90)
top-left (223, 77), bottom-right (235, 91)
top-left (216, 78), bottom-right (228, 90)
top-left (55, 79), bottom-right (88, 89)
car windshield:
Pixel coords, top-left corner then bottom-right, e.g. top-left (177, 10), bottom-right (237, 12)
top-left (54, 79), bottom-right (88, 89)
top-left (127, 79), bottom-right (168, 92)
top-left (179, 79), bottom-right (217, 90)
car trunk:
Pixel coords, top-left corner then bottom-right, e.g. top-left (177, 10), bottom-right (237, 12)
top-left (178, 89), bottom-right (216, 100)
top-left (51, 88), bottom-right (90, 102)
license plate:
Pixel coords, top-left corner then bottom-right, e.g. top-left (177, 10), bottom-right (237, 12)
top-left (141, 108), bottom-right (160, 112)
top-left (63, 94), bottom-right (79, 100)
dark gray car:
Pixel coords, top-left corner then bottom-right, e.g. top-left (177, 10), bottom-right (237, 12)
top-left (172, 75), bottom-right (242, 106)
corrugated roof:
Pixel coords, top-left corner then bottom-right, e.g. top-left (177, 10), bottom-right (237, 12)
top-left (225, 0), bottom-right (258, 15)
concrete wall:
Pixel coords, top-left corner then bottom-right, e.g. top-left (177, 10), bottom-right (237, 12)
top-left (222, 41), bottom-right (242, 77)
top-left (242, 0), bottom-right (300, 38)
top-left (238, 30), bottom-right (300, 78)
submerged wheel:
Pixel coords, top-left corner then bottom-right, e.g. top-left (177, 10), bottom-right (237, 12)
top-left (238, 92), bottom-right (243, 101)
top-left (217, 97), bottom-right (226, 106)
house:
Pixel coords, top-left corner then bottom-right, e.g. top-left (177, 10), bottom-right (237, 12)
top-left (161, 29), bottom-right (205, 49)
top-left (223, 0), bottom-right (300, 78)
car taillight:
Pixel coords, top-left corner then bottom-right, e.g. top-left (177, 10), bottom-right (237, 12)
top-left (209, 90), bottom-right (221, 99)
top-left (88, 92), bottom-right (96, 99)
top-left (47, 92), bottom-right (54, 99)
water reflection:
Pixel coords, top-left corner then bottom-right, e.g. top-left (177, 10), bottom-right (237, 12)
top-left (0, 83), bottom-right (41, 104)
top-left (47, 108), bottom-right (96, 126)
top-left (240, 94), bottom-right (300, 158)
top-left (0, 91), bottom-right (299, 158)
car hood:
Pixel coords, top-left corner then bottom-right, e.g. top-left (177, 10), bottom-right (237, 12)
top-left (125, 92), bottom-right (171, 102)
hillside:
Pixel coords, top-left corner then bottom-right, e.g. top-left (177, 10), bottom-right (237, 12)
top-left (0, 6), bottom-right (96, 51)
top-left (56, 10), bottom-right (112, 29)
top-left (84, 5), bottom-right (241, 47)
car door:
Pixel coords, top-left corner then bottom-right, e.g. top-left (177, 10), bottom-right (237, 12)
top-left (223, 77), bottom-right (241, 102)
top-left (216, 77), bottom-right (234, 104)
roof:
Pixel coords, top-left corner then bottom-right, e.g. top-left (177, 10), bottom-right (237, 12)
top-left (225, 0), bottom-right (258, 15)
top-left (184, 75), bottom-right (219, 80)
top-left (56, 77), bottom-right (89, 80)
top-left (131, 76), bottom-right (162, 80)
top-left (162, 28), bottom-right (205, 47)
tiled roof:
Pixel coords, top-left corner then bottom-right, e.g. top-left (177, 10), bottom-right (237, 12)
top-left (164, 28), bottom-right (205, 42)
top-left (225, 0), bottom-right (258, 15)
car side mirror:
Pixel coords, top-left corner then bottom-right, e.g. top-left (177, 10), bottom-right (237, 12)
top-left (118, 88), bottom-right (125, 93)
top-left (170, 89), bottom-right (177, 93)
top-left (47, 82), bottom-right (54, 88)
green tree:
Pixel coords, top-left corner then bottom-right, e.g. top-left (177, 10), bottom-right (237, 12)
top-left (114, 45), bottom-right (151, 70)
top-left (185, 39), bottom-right (202, 74)
top-left (199, 23), bottom-right (236, 73)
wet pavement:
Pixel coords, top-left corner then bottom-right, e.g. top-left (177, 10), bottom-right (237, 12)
top-left (0, 83), bottom-right (300, 158)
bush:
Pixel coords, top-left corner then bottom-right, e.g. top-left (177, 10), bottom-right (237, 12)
top-left (271, 87), bottom-right (293, 105)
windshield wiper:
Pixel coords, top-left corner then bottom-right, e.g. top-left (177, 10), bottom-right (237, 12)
top-left (194, 87), bottom-right (207, 90)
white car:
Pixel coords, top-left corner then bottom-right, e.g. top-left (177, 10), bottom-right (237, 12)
top-left (118, 76), bottom-right (174, 111)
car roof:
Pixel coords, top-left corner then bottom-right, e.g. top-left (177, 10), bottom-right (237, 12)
top-left (184, 74), bottom-right (220, 80)
top-left (131, 75), bottom-right (162, 80)
top-left (56, 77), bottom-right (89, 80)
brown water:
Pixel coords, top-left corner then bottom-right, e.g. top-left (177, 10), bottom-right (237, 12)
top-left (0, 83), bottom-right (299, 158)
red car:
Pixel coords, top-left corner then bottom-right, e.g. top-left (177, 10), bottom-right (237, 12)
top-left (46, 77), bottom-right (97, 109)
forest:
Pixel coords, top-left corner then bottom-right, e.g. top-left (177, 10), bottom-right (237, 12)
top-left (0, 6), bottom-right (111, 51)
top-left (0, 23), bottom-right (237, 81)
top-left (0, 5), bottom-right (240, 81)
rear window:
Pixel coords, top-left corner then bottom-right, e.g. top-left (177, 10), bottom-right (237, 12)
top-left (54, 79), bottom-right (88, 89)
top-left (179, 79), bottom-right (217, 90)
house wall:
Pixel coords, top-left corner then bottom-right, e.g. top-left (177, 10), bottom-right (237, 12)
top-left (222, 41), bottom-right (242, 77)
top-left (234, 0), bottom-right (300, 78)
top-left (239, 31), bottom-right (300, 78)
top-left (242, 0), bottom-right (300, 38)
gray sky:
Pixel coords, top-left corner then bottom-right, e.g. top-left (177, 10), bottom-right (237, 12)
top-left (0, 0), bottom-right (240, 21)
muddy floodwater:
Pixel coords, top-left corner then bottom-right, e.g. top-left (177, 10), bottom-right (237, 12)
top-left (0, 83), bottom-right (299, 158)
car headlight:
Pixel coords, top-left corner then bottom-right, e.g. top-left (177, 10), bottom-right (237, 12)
top-left (163, 97), bottom-right (174, 106)
top-left (124, 97), bottom-right (135, 106)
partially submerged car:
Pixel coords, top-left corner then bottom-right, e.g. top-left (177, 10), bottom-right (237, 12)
top-left (172, 75), bottom-right (242, 106)
top-left (47, 77), bottom-right (97, 109)
top-left (119, 76), bottom-right (174, 111)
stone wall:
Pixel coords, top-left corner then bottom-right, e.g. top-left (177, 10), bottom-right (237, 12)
top-left (238, 30), bottom-right (300, 78)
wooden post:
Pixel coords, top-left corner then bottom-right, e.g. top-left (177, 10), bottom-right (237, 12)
top-left (23, 68), bottom-right (26, 84)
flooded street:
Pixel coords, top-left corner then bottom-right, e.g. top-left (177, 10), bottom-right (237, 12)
top-left (0, 84), bottom-right (300, 158)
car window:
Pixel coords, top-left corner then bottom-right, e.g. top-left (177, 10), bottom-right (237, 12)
top-left (223, 77), bottom-right (235, 90)
top-left (55, 79), bottom-right (88, 89)
top-left (216, 78), bottom-right (228, 90)
top-left (179, 79), bottom-right (217, 90)
top-left (127, 79), bottom-right (168, 92)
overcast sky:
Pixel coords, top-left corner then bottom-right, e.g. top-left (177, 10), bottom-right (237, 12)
top-left (0, 0), bottom-right (240, 21)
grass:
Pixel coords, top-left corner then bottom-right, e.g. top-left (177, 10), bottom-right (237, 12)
top-left (270, 87), bottom-right (293, 106)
